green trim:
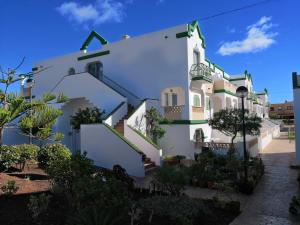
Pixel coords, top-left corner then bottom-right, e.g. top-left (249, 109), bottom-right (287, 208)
top-left (230, 77), bottom-right (246, 81)
top-left (104, 102), bottom-right (126, 120)
top-left (80, 31), bottom-right (108, 51)
top-left (159, 120), bottom-right (208, 125)
top-left (253, 102), bottom-right (263, 106)
top-left (128, 126), bottom-right (160, 150)
top-left (191, 75), bottom-right (212, 83)
top-left (176, 20), bottom-right (206, 48)
top-left (205, 58), bottom-right (215, 72)
top-left (214, 89), bottom-right (237, 97)
top-left (78, 50), bottom-right (110, 61)
top-left (103, 123), bottom-right (143, 154)
top-left (188, 21), bottom-right (206, 48)
top-left (176, 31), bottom-right (189, 38)
top-left (32, 67), bottom-right (38, 72)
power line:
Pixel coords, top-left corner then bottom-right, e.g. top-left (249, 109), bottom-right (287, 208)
top-left (199, 0), bottom-right (274, 21)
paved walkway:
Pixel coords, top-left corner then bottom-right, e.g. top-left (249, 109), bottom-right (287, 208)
top-left (230, 138), bottom-right (300, 225)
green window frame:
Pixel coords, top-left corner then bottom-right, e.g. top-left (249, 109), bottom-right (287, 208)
top-left (193, 95), bottom-right (201, 107)
top-left (206, 96), bottom-right (210, 110)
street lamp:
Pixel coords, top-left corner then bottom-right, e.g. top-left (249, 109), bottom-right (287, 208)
top-left (26, 77), bottom-right (35, 144)
top-left (236, 86), bottom-right (249, 183)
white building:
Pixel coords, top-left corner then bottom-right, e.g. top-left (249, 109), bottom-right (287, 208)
top-left (292, 72), bottom-right (300, 164)
top-left (4, 21), bottom-right (279, 177)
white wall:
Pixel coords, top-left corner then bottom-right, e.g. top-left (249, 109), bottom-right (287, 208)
top-left (51, 73), bottom-right (126, 116)
top-left (159, 123), bottom-right (211, 159)
top-left (124, 99), bottom-right (162, 165)
top-left (124, 123), bottom-right (162, 166)
top-left (159, 124), bottom-right (194, 158)
top-left (56, 98), bottom-right (94, 152)
top-left (127, 101), bottom-right (147, 134)
top-left (104, 102), bottom-right (127, 127)
top-left (293, 88), bottom-right (300, 164)
top-left (33, 24), bottom-right (191, 120)
top-left (81, 124), bottom-right (145, 177)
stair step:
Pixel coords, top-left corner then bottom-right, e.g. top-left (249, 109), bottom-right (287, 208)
top-left (144, 162), bottom-right (156, 170)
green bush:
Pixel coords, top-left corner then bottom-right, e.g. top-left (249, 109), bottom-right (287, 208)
top-left (139, 196), bottom-right (209, 225)
top-left (15, 144), bottom-right (39, 170)
top-left (152, 166), bottom-right (187, 196)
top-left (38, 144), bottom-right (71, 168)
top-left (1, 180), bottom-right (19, 195)
top-left (28, 193), bottom-right (51, 220)
top-left (47, 152), bottom-right (131, 220)
top-left (0, 145), bottom-right (20, 171)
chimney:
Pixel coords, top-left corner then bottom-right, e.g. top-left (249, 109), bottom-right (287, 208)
top-left (122, 34), bottom-right (130, 40)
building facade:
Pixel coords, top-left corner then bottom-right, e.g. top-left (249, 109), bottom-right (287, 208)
top-left (269, 101), bottom-right (294, 119)
top-left (4, 21), bottom-right (279, 177)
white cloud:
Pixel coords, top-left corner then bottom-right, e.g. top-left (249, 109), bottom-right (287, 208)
top-left (218, 16), bottom-right (278, 56)
top-left (57, 0), bottom-right (125, 25)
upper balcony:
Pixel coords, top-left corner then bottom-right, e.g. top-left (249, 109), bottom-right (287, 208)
top-left (213, 80), bottom-right (237, 96)
top-left (190, 63), bottom-right (213, 83)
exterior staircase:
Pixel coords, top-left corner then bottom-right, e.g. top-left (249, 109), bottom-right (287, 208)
top-left (113, 103), bottom-right (157, 173)
top-left (114, 104), bottom-right (135, 134)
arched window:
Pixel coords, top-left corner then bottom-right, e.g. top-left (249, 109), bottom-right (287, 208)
top-left (86, 62), bottom-right (103, 80)
top-left (193, 95), bottom-right (201, 107)
top-left (68, 67), bottom-right (75, 75)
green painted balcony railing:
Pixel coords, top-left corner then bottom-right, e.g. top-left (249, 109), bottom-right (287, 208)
top-left (190, 63), bottom-right (213, 82)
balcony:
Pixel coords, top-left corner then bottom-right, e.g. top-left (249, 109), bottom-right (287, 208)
top-left (190, 63), bottom-right (213, 83)
top-left (164, 106), bottom-right (183, 120)
top-left (213, 80), bottom-right (237, 95)
top-left (192, 106), bottom-right (205, 120)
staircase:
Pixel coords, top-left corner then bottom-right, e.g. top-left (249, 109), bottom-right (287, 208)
top-left (114, 104), bottom-right (135, 134)
top-left (143, 156), bottom-right (157, 173)
top-left (113, 103), bottom-right (157, 173)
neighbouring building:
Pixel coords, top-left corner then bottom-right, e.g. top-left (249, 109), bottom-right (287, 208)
top-left (269, 101), bottom-right (294, 119)
top-left (292, 72), bottom-right (300, 165)
top-left (4, 21), bottom-right (280, 177)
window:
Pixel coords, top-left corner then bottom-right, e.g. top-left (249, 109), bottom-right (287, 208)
top-left (270, 107), bottom-right (274, 111)
top-left (278, 107), bottom-right (282, 111)
top-left (193, 95), bottom-right (201, 107)
top-left (68, 68), bottom-right (75, 75)
top-left (172, 93), bottom-right (178, 106)
top-left (193, 50), bottom-right (200, 64)
top-left (87, 62), bottom-right (103, 80)
top-left (287, 106), bottom-right (293, 110)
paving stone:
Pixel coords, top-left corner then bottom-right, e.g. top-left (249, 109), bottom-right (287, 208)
top-left (230, 138), bottom-right (300, 225)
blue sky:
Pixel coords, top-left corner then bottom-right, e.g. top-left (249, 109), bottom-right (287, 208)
top-left (1, 0), bottom-right (299, 103)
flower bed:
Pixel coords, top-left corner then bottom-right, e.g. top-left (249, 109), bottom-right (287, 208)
top-left (160, 151), bottom-right (264, 195)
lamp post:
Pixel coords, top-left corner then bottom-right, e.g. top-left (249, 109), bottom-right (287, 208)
top-left (236, 86), bottom-right (249, 183)
top-left (26, 77), bottom-right (35, 144)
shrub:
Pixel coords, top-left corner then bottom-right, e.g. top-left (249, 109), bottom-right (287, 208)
top-left (152, 166), bottom-right (187, 196)
top-left (1, 180), bottom-right (19, 195)
top-left (0, 145), bottom-right (20, 171)
top-left (15, 144), bottom-right (39, 170)
top-left (38, 144), bottom-right (71, 168)
top-left (28, 193), bottom-right (51, 220)
top-left (70, 107), bottom-right (105, 130)
top-left (47, 152), bottom-right (131, 219)
top-left (139, 196), bottom-right (209, 225)
top-left (289, 196), bottom-right (300, 216)
top-left (70, 205), bottom-right (122, 225)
